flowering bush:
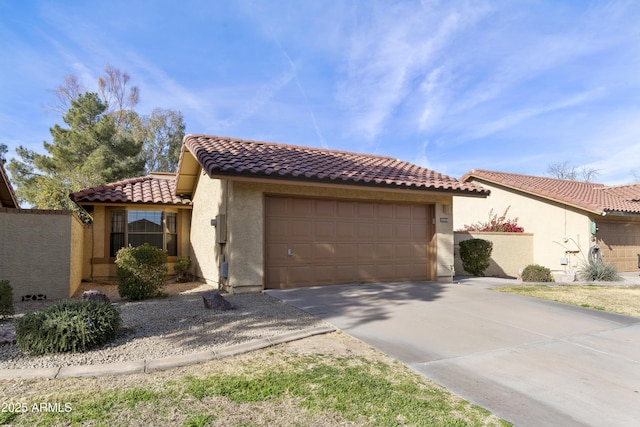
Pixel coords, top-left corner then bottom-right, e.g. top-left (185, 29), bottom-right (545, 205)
top-left (462, 207), bottom-right (524, 233)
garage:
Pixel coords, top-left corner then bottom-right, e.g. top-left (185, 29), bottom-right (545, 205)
top-left (265, 196), bottom-right (436, 289)
top-left (597, 221), bottom-right (640, 271)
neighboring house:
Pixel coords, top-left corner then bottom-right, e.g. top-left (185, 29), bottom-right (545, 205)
top-left (70, 172), bottom-right (193, 280)
top-left (454, 169), bottom-right (640, 274)
top-left (0, 161), bottom-right (19, 208)
top-left (73, 135), bottom-right (488, 293)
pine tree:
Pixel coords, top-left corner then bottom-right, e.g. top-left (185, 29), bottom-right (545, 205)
top-left (7, 93), bottom-right (144, 210)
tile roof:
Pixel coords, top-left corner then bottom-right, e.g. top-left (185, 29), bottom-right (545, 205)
top-left (462, 169), bottom-right (640, 215)
top-left (0, 161), bottom-right (19, 208)
top-left (181, 134), bottom-right (488, 196)
top-left (70, 174), bottom-right (192, 206)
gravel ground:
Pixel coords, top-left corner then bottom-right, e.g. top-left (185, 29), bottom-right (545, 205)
top-left (0, 281), bottom-right (329, 370)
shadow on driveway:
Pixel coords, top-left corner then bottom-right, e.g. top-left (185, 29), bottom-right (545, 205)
top-left (267, 280), bottom-right (446, 329)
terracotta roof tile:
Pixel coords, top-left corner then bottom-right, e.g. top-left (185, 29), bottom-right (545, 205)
top-left (182, 134), bottom-right (487, 196)
top-left (462, 169), bottom-right (640, 215)
top-left (70, 174), bottom-right (191, 206)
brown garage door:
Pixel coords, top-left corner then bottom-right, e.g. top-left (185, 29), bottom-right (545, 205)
top-left (265, 196), bottom-right (435, 289)
top-left (597, 221), bottom-right (640, 271)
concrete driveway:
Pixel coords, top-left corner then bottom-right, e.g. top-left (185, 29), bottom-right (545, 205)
top-left (267, 278), bottom-right (640, 427)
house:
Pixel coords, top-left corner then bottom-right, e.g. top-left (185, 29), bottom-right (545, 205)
top-left (454, 169), bottom-right (640, 275)
top-left (73, 135), bottom-right (488, 293)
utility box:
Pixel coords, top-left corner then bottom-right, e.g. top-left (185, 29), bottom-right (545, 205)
top-left (215, 214), bottom-right (227, 243)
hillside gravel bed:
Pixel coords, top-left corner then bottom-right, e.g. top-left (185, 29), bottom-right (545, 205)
top-left (0, 282), bottom-right (328, 370)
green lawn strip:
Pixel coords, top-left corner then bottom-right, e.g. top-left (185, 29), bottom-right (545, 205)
top-left (494, 285), bottom-right (640, 317)
top-left (184, 355), bottom-right (509, 426)
top-left (6, 354), bottom-right (509, 427)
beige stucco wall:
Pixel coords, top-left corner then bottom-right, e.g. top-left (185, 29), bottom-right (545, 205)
top-left (189, 178), bottom-right (458, 293)
top-left (453, 180), bottom-right (594, 272)
top-left (189, 173), bottom-right (226, 287)
top-left (454, 231), bottom-right (533, 277)
top-left (0, 209), bottom-right (83, 301)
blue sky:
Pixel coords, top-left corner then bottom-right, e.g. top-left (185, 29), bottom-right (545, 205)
top-left (1, 0), bottom-right (639, 184)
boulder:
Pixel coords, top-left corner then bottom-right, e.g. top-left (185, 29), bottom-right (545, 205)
top-left (0, 328), bottom-right (15, 345)
top-left (82, 290), bottom-right (111, 303)
top-left (203, 291), bottom-right (234, 311)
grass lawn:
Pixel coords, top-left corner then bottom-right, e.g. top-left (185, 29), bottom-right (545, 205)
top-left (495, 284), bottom-right (640, 318)
top-left (0, 333), bottom-right (511, 427)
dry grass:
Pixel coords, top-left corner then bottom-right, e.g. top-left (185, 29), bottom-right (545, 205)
top-left (495, 285), bottom-right (640, 317)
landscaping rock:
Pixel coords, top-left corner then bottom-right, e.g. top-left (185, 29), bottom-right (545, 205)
top-left (82, 290), bottom-right (111, 303)
top-left (0, 329), bottom-right (15, 345)
top-left (203, 291), bottom-right (234, 311)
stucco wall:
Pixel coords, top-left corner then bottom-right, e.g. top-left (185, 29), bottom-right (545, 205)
top-left (208, 179), bottom-right (457, 293)
top-left (189, 174), bottom-right (226, 287)
top-left (0, 208), bottom-right (83, 301)
top-left (453, 180), bottom-right (593, 272)
top-left (454, 231), bottom-right (533, 277)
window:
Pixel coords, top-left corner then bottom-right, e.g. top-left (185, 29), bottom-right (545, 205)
top-left (110, 210), bottom-right (178, 257)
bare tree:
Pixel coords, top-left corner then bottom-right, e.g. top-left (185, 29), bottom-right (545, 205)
top-left (51, 74), bottom-right (83, 114)
top-left (547, 161), bottom-right (599, 182)
top-left (97, 65), bottom-right (140, 130)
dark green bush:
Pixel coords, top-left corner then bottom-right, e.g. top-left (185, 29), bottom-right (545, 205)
top-left (174, 256), bottom-right (192, 282)
top-left (521, 264), bottom-right (554, 282)
top-left (0, 279), bottom-right (13, 319)
top-left (116, 244), bottom-right (168, 300)
top-left (579, 261), bottom-right (622, 282)
top-left (459, 238), bottom-right (493, 276)
top-left (16, 300), bottom-right (121, 355)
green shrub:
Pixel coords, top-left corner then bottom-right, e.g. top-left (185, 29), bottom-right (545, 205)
top-left (116, 244), bottom-right (168, 300)
top-left (0, 279), bottom-right (13, 319)
top-left (459, 238), bottom-right (493, 276)
top-left (521, 264), bottom-right (554, 282)
top-left (174, 256), bottom-right (192, 282)
top-left (16, 300), bottom-right (121, 355)
top-left (578, 261), bottom-right (622, 282)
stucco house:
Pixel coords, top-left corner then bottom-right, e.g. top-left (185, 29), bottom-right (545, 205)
top-left (72, 134), bottom-right (488, 293)
top-left (454, 169), bottom-right (640, 275)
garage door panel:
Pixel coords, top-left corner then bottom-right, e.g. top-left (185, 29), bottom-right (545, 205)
top-left (288, 266), bottom-right (313, 284)
top-left (357, 244), bottom-right (375, 259)
top-left (597, 221), bottom-right (640, 272)
top-left (266, 243), bottom-right (288, 263)
top-left (315, 200), bottom-right (335, 217)
top-left (265, 196), bottom-right (435, 288)
top-left (337, 222), bottom-right (355, 237)
top-left (357, 203), bottom-right (375, 218)
top-left (395, 224), bottom-right (412, 239)
top-left (337, 202), bottom-right (354, 218)
top-left (313, 243), bottom-right (335, 260)
top-left (314, 222), bottom-right (335, 238)
top-left (375, 243), bottom-right (394, 258)
top-left (357, 222), bottom-right (376, 239)
top-left (290, 221), bottom-right (313, 240)
top-left (266, 197), bottom-right (288, 216)
top-left (377, 204), bottom-right (394, 218)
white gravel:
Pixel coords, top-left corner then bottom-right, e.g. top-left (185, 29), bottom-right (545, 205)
top-left (0, 284), bottom-right (328, 370)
